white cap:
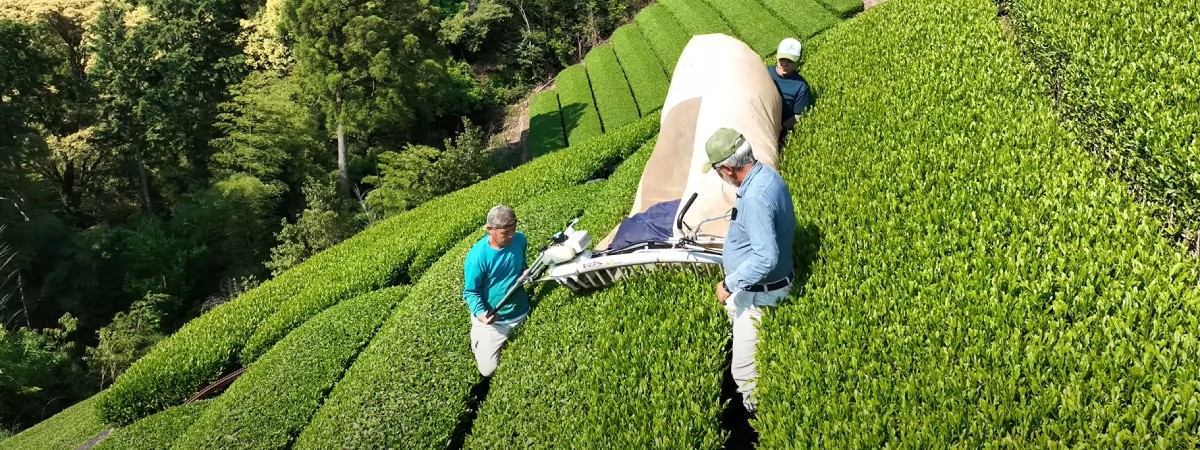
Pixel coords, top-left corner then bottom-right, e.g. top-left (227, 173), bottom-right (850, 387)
top-left (777, 38), bottom-right (802, 62)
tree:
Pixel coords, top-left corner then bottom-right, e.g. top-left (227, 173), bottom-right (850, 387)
top-left (0, 314), bottom-right (87, 431)
top-left (210, 70), bottom-right (326, 202)
top-left (265, 176), bottom-right (357, 276)
top-left (438, 0), bottom-right (512, 54)
top-left (363, 118), bottom-right (492, 217)
top-left (89, 0), bottom-right (246, 216)
top-left (281, 0), bottom-right (471, 197)
top-left (85, 293), bottom-right (173, 387)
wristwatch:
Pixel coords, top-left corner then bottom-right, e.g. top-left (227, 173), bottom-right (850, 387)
top-left (722, 281), bottom-right (732, 294)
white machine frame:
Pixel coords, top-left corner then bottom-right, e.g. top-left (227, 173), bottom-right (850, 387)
top-left (537, 193), bottom-right (727, 292)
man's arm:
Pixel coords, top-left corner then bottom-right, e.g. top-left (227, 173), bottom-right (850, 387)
top-left (463, 253), bottom-right (490, 317)
top-left (724, 197), bottom-right (780, 291)
top-left (782, 115), bottom-right (801, 132)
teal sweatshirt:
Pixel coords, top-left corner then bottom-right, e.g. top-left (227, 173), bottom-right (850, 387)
top-left (462, 232), bottom-right (530, 321)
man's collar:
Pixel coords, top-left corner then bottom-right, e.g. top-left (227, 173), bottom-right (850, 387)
top-left (736, 163), bottom-right (764, 198)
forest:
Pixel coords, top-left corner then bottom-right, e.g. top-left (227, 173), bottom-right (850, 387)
top-left (0, 0), bottom-right (648, 435)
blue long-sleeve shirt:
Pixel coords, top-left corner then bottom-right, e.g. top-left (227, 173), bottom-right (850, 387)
top-left (723, 163), bottom-right (796, 291)
top-left (463, 232), bottom-right (530, 322)
top-left (767, 65), bottom-right (813, 118)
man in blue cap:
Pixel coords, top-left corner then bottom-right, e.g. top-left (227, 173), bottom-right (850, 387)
top-left (702, 128), bottom-right (796, 414)
top-left (769, 38), bottom-right (814, 133)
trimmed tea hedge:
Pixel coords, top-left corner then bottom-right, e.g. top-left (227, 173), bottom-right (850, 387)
top-left (0, 394), bottom-right (105, 450)
top-left (468, 142), bottom-right (727, 447)
top-left (632, 4), bottom-right (690, 76)
top-left (700, 0), bottom-right (793, 56)
top-left (96, 113), bottom-right (659, 426)
top-left (584, 44), bottom-right (641, 131)
top-left (755, 0), bottom-right (1200, 446)
top-left (1005, 0), bottom-right (1200, 249)
top-left (555, 65), bottom-right (603, 145)
top-left (814, 0), bottom-right (863, 18)
top-left (528, 90), bottom-right (567, 158)
top-left (574, 136), bottom-right (657, 234)
top-left (759, 0), bottom-right (840, 39)
top-left (467, 272), bottom-right (728, 449)
top-left (293, 183), bottom-right (603, 449)
top-left (611, 24), bottom-right (669, 115)
top-left (172, 287), bottom-right (407, 449)
top-left (93, 401), bottom-right (210, 450)
top-left (659, 0), bottom-right (732, 37)
top-left (97, 228), bottom-right (405, 425)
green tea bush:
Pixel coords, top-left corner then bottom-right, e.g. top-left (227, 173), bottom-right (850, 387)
top-left (814, 0), bottom-right (862, 18)
top-left (293, 183), bottom-right (603, 449)
top-left (659, 0), bottom-right (732, 37)
top-left (574, 137), bottom-right (656, 234)
top-left (611, 25), bottom-right (669, 115)
top-left (528, 90), bottom-right (567, 158)
top-left (172, 287), bottom-right (407, 449)
top-left (584, 44), bottom-right (641, 131)
top-left (754, 0), bottom-right (1200, 446)
top-left (468, 144), bottom-right (727, 447)
top-left (699, 0), bottom-right (793, 55)
top-left (93, 401), bottom-right (210, 450)
top-left (632, 4), bottom-right (690, 76)
top-left (0, 394), bottom-right (105, 450)
top-left (555, 65), bottom-right (603, 145)
top-left (758, 0), bottom-right (839, 39)
top-left (1005, 0), bottom-right (1200, 249)
top-left (96, 113), bottom-right (659, 426)
top-left (467, 272), bottom-right (728, 449)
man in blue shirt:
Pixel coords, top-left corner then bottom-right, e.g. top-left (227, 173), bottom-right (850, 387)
top-left (463, 205), bottom-right (530, 377)
top-left (768, 38), bottom-right (814, 133)
top-left (701, 128), bottom-right (796, 414)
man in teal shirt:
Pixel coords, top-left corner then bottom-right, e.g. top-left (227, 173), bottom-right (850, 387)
top-left (463, 205), bottom-right (530, 377)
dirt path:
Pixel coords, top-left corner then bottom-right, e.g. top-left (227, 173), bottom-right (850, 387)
top-left (864, 0), bottom-right (887, 9)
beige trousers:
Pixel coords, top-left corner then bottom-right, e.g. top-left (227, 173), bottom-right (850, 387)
top-left (724, 286), bottom-right (790, 412)
top-left (469, 315), bottom-right (526, 377)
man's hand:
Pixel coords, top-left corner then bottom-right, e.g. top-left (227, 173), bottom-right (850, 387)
top-left (716, 281), bottom-right (732, 305)
top-left (475, 312), bottom-right (496, 325)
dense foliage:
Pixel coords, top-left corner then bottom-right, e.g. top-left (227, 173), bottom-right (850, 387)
top-left (173, 287), bottom-right (407, 449)
top-left (293, 183), bottom-right (603, 449)
top-left (700, 0), bottom-right (793, 57)
top-left (555, 65), bottom-right (604, 145)
top-left (759, 0), bottom-right (839, 39)
top-left (527, 90), bottom-right (567, 158)
top-left (814, 0), bottom-right (863, 18)
top-left (755, 0), bottom-right (1200, 446)
top-left (95, 113), bottom-right (658, 426)
top-left (1003, 0), bottom-right (1200, 252)
top-left (464, 138), bottom-right (726, 448)
top-left (659, 0), bottom-right (731, 36)
top-left (0, 394), bottom-right (104, 450)
top-left (92, 401), bottom-right (210, 450)
top-left (583, 44), bottom-right (642, 130)
top-left (610, 24), bottom-right (669, 116)
top-left (632, 4), bottom-right (689, 76)
top-left (0, 0), bottom-right (651, 430)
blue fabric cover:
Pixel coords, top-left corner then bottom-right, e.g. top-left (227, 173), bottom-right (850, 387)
top-left (608, 199), bottom-right (681, 250)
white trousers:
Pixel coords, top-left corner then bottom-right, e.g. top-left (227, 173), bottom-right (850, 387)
top-left (469, 315), bottom-right (525, 377)
top-left (724, 286), bottom-right (790, 412)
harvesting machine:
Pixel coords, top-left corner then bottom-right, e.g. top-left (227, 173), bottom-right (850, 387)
top-left (485, 33), bottom-right (784, 314)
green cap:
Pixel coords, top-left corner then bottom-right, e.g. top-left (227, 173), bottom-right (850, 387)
top-left (700, 128), bottom-right (746, 173)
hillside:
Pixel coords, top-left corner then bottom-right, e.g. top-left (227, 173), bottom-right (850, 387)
top-left (6, 0), bottom-right (1200, 448)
